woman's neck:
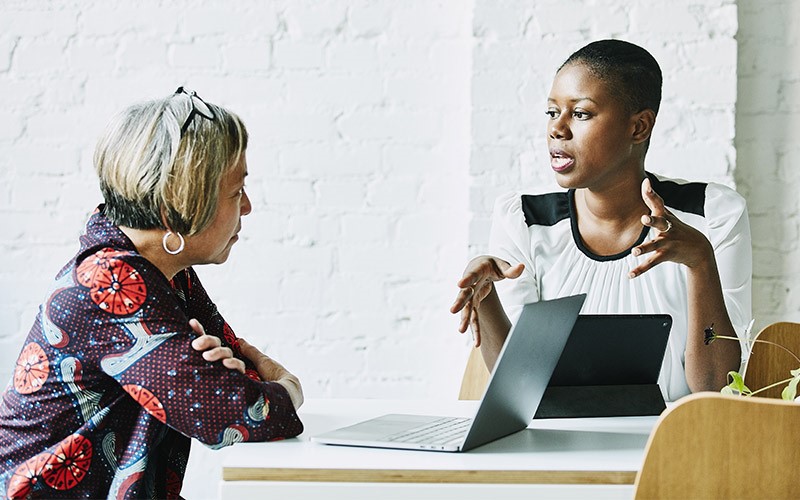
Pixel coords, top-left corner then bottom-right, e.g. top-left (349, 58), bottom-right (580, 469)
top-left (579, 174), bottom-right (648, 220)
top-left (574, 171), bottom-right (650, 255)
top-left (119, 226), bottom-right (188, 281)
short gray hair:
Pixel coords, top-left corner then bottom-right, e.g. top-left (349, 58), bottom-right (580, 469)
top-left (94, 90), bottom-right (248, 236)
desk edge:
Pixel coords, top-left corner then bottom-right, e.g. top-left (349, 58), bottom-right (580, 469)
top-left (222, 468), bottom-right (637, 485)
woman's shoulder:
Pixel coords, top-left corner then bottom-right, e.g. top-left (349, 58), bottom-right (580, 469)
top-left (703, 180), bottom-right (747, 214)
top-left (69, 247), bottom-right (161, 317)
top-left (494, 189), bottom-right (571, 228)
top-left (74, 246), bottom-right (166, 287)
top-left (648, 172), bottom-right (746, 218)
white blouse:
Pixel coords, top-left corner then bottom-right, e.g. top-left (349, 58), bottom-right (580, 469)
top-left (490, 172), bottom-right (752, 401)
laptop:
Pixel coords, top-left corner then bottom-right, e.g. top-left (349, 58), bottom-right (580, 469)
top-left (534, 314), bottom-right (672, 419)
top-left (311, 294), bottom-right (586, 452)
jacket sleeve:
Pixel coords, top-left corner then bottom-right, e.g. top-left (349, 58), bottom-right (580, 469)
top-left (78, 251), bottom-right (303, 448)
top-left (170, 267), bottom-right (265, 382)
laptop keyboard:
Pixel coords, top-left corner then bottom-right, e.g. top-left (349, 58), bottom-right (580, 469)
top-left (385, 416), bottom-right (472, 445)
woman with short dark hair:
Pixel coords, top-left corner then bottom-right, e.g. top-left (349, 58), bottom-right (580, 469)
top-left (451, 40), bottom-right (752, 400)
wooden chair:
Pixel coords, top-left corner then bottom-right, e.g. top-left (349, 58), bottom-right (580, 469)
top-left (634, 392), bottom-right (800, 499)
top-left (741, 321), bottom-right (800, 398)
top-left (458, 347), bottom-right (489, 400)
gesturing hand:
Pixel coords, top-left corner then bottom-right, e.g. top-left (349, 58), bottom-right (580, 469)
top-left (629, 178), bottom-right (713, 278)
top-left (189, 318), bottom-right (245, 373)
top-left (450, 255), bottom-right (524, 347)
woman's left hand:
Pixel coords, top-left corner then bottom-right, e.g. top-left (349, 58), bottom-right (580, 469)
top-left (189, 318), bottom-right (246, 373)
top-left (237, 339), bottom-right (304, 409)
top-left (629, 178), bottom-right (714, 278)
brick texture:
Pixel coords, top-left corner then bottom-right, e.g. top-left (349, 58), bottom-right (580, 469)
top-left (736, 0), bottom-right (800, 327)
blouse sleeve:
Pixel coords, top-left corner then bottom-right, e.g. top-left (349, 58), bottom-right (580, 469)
top-left (488, 192), bottom-right (540, 325)
top-left (81, 251), bottom-right (303, 448)
top-left (705, 182), bottom-right (753, 344)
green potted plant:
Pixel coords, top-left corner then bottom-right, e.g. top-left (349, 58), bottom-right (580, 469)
top-left (704, 323), bottom-right (800, 400)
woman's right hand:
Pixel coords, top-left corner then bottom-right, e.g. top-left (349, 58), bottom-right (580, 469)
top-left (238, 339), bottom-right (304, 409)
top-left (450, 255), bottom-right (524, 346)
top-left (189, 318), bottom-right (246, 374)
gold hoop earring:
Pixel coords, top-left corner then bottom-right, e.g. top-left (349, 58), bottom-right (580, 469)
top-left (162, 231), bottom-right (185, 255)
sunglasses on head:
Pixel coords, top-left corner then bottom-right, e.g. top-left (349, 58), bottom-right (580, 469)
top-left (174, 86), bottom-right (216, 136)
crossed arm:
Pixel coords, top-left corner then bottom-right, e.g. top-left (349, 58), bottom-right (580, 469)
top-left (189, 318), bottom-right (304, 409)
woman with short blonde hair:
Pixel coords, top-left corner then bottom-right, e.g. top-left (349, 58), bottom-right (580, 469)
top-left (0, 88), bottom-right (303, 499)
top-left (96, 88), bottom-right (248, 239)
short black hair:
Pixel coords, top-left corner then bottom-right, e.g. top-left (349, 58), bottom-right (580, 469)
top-left (559, 39), bottom-right (662, 116)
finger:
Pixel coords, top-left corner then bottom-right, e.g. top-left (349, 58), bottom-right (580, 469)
top-left (237, 338), bottom-right (262, 363)
top-left (640, 214), bottom-right (672, 234)
top-left (450, 287), bottom-right (474, 314)
top-left (631, 238), bottom-right (662, 257)
top-left (456, 271), bottom-right (481, 290)
top-left (457, 257), bottom-right (514, 288)
top-left (485, 257), bottom-right (516, 280)
top-left (202, 346), bottom-right (234, 362)
top-left (188, 318), bottom-right (206, 336)
top-left (458, 300), bottom-right (472, 333)
top-left (237, 338), bottom-right (254, 358)
top-left (222, 357), bottom-right (246, 374)
top-left (469, 307), bottom-right (481, 347)
top-left (501, 262), bottom-right (525, 279)
top-left (641, 178), bottom-right (665, 216)
top-left (629, 252), bottom-right (666, 279)
top-left (469, 305), bottom-right (481, 347)
top-left (191, 334), bottom-right (221, 351)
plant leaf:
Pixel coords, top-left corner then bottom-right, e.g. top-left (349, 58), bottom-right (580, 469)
top-left (781, 372), bottom-right (800, 401)
top-left (724, 371), bottom-right (751, 396)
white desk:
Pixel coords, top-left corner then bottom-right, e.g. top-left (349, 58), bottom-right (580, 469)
top-left (220, 398), bottom-right (657, 499)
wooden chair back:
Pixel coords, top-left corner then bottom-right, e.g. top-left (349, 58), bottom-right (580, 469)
top-left (742, 321), bottom-right (800, 398)
top-left (458, 347), bottom-right (489, 400)
top-left (634, 392), bottom-right (800, 499)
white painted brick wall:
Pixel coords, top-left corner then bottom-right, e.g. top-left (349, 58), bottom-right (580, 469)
top-left (736, 0), bottom-right (800, 327)
top-left (1, 0), bottom-right (798, 497)
top-left (0, 1), bottom-right (472, 496)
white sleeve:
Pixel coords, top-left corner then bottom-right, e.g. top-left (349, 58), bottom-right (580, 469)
top-left (705, 183), bottom-right (753, 344)
top-left (488, 192), bottom-right (539, 325)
